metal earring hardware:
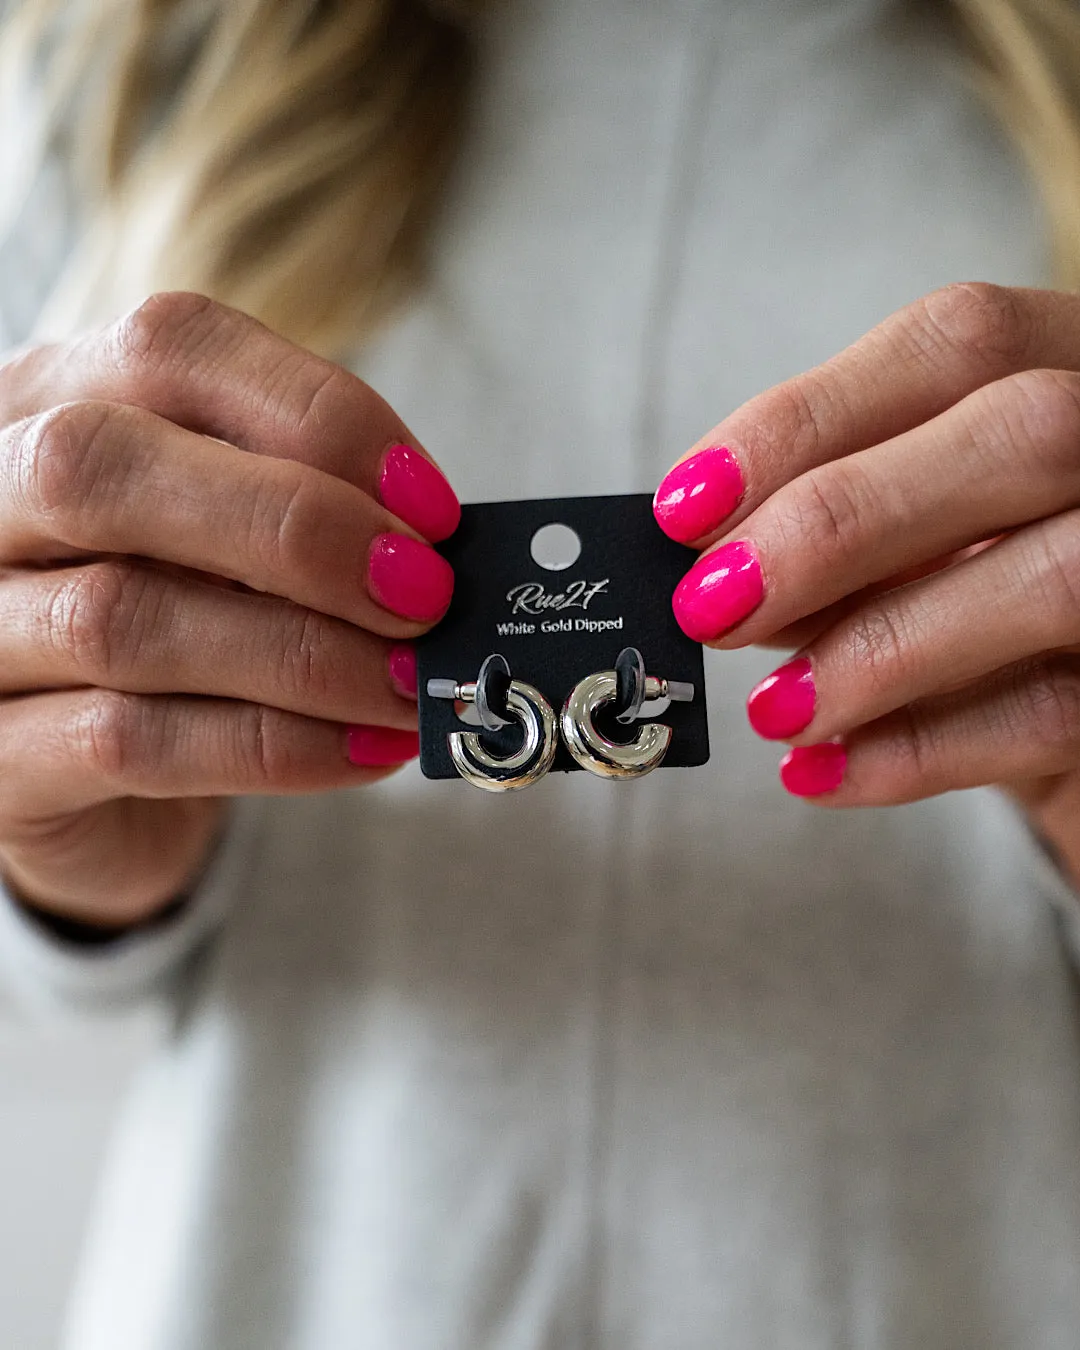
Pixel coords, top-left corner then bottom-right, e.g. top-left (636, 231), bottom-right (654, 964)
top-left (427, 654), bottom-right (558, 792)
top-left (560, 647), bottom-right (695, 780)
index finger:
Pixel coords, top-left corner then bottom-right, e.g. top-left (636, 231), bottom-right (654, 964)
top-left (0, 400), bottom-right (454, 639)
top-left (0, 292), bottom-right (461, 542)
top-left (654, 283), bottom-right (1080, 547)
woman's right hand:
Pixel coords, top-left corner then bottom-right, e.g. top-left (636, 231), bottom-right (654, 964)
top-left (0, 293), bottom-right (459, 929)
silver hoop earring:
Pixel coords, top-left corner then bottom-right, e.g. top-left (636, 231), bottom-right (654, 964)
top-left (427, 654), bottom-right (557, 792)
top-left (560, 648), bottom-right (695, 780)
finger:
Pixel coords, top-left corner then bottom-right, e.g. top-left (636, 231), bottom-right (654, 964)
top-left (654, 283), bottom-right (1080, 546)
top-left (752, 545), bottom-right (995, 651)
top-left (761, 515), bottom-right (1080, 802)
top-left (774, 654), bottom-right (1080, 806)
top-left (0, 561), bottom-right (418, 730)
top-left (0, 401), bottom-right (454, 636)
top-left (746, 515), bottom-right (1080, 743)
top-left (671, 367), bottom-right (1080, 647)
top-left (0, 690), bottom-right (418, 818)
top-left (0, 294), bottom-right (460, 540)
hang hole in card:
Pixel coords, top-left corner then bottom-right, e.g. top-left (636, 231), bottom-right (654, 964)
top-left (530, 521), bottom-right (582, 571)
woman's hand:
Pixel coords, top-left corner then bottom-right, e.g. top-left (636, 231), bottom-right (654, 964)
top-left (0, 292), bottom-right (459, 928)
top-left (654, 283), bottom-right (1080, 884)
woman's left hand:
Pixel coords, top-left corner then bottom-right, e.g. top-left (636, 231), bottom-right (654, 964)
top-left (654, 283), bottom-right (1080, 882)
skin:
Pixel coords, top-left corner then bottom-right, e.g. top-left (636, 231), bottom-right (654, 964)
top-left (0, 292), bottom-right (444, 928)
top-left (9, 282), bottom-right (1080, 925)
top-left (668, 282), bottom-right (1080, 887)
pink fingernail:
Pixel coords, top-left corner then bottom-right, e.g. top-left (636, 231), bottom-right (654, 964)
top-left (779, 743), bottom-right (846, 797)
top-left (346, 725), bottom-right (420, 766)
top-left (378, 442), bottom-right (461, 543)
top-left (388, 643), bottom-right (418, 699)
top-left (672, 540), bottom-right (763, 642)
top-left (748, 657), bottom-right (815, 740)
top-left (368, 532), bottom-right (454, 622)
top-left (653, 445), bottom-right (745, 543)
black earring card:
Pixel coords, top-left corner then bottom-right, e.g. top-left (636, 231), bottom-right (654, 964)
top-left (416, 493), bottom-right (710, 780)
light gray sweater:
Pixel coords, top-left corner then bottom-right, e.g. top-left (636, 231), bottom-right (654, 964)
top-left (3, 1), bottom-right (1080, 1347)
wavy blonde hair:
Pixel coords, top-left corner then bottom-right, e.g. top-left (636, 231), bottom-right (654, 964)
top-left (0, 0), bottom-right (481, 355)
top-left (0, 0), bottom-right (1078, 358)
top-left (951, 0), bottom-right (1080, 290)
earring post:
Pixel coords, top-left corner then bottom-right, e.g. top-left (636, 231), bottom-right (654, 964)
top-left (664, 680), bottom-right (695, 703)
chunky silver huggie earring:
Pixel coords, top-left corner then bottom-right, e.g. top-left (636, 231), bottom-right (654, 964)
top-left (427, 654), bottom-right (558, 792)
top-left (561, 648), bottom-right (695, 780)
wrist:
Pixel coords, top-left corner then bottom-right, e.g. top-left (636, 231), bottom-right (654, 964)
top-left (2, 858), bottom-right (198, 936)
top-left (5, 877), bottom-right (194, 945)
top-left (0, 801), bottom-right (226, 932)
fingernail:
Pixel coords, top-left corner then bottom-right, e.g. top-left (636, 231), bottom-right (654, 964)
top-left (672, 540), bottom-right (763, 642)
top-left (388, 643), bottom-right (418, 699)
top-left (779, 743), bottom-right (846, 797)
top-left (378, 442), bottom-right (461, 543)
top-left (748, 657), bottom-right (815, 740)
top-left (653, 445), bottom-right (744, 543)
top-left (368, 532), bottom-right (454, 622)
top-left (346, 725), bottom-right (420, 766)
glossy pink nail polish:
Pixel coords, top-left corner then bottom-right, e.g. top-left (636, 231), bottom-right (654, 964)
top-left (388, 643), bottom-right (418, 699)
top-left (653, 445), bottom-right (745, 543)
top-left (368, 532), bottom-right (454, 622)
top-left (748, 657), bottom-right (815, 740)
top-left (347, 725), bottom-right (420, 766)
top-left (378, 442), bottom-right (461, 543)
top-left (779, 743), bottom-right (846, 797)
top-left (672, 540), bottom-right (763, 642)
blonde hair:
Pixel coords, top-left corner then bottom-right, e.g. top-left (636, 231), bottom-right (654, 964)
top-left (950, 0), bottom-right (1080, 290)
top-left (0, 0), bottom-right (481, 356)
top-left (1, 0), bottom-right (1079, 357)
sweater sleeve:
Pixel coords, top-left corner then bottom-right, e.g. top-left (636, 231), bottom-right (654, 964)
top-left (0, 797), bottom-right (266, 1016)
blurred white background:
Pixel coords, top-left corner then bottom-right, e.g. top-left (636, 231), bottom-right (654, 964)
top-left (0, 1005), bottom-right (157, 1349)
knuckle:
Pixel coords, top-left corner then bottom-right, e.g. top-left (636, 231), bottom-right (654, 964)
top-left (777, 462), bottom-right (873, 562)
top-left (110, 291), bottom-right (225, 372)
top-left (1023, 519), bottom-right (1080, 629)
top-left (1016, 659), bottom-right (1080, 749)
top-left (891, 702), bottom-right (937, 783)
top-left (283, 362), bottom-right (361, 442)
top-left (918, 282), bottom-right (1030, 369)
top-left (753, 371), bottom-right (833, 466)
top-left (989, 368), bottom-right (1080, 465)
top-left (238, 704), bottom-right (300, 789)
top-left (72, 689), bottom-right (152, 785)
top-left (278, 607), bottom-right (336, 705)
top-left (10, 401), bottom-right (117, 521)
top-left (845, 602), bottom-right (915, 691)
top-left (45, 562), bottom-right (156, 681)
top-left (859, 701), bottom-right (941, 805)
top-left (251, 472), bottom-right (314, 579)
